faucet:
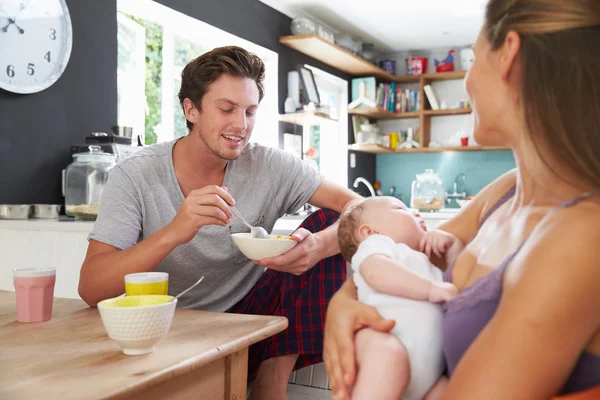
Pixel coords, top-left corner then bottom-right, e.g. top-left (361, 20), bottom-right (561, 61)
top-left (446, 173), bottom-right (467, 205)
top-left (353, 177), bottom-right (376, 197)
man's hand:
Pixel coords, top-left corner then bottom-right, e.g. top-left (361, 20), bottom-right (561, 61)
top-left (419, 229), bottom-right (457, 259)
top-left (255, 228), bottom-right (324, 275)
top-left (164, 185), bottom-right (234, 246)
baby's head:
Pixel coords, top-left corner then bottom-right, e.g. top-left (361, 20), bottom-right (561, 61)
top-left (338, 196), bottom-right (427, 261)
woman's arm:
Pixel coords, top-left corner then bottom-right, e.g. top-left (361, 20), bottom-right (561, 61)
top-left (323, 278), bottom-right (395, 400)
top-left (443, 207), bottom-right (600, 399)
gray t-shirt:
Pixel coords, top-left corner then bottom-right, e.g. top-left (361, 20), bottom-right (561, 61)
top-left (90, 140), bottom-right (323, 311)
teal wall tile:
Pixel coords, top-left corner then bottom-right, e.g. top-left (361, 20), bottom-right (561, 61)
top-left (376, 150), bottom-right (516, 206)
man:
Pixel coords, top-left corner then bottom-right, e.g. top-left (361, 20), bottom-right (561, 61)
top-left (78, 46), bottom-right (360, 399)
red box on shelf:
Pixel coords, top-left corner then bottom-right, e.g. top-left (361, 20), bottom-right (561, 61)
top-left (407, 57), bottom-right (428, 76)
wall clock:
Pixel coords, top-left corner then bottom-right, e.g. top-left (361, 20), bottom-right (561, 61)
top-left (0, 0), bottom-right (73, 94)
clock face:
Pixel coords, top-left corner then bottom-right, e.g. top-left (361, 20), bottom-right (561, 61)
top-left (0, 0), bottom-right (73, 94)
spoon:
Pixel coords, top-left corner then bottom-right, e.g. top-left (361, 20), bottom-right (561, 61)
top-left (230, 206), bottom-right (270, 239)
top-left (170, 276), bottom-right (204, 302)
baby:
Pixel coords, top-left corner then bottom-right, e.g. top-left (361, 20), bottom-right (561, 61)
top-left (337, 196), bottom-right (462, 400)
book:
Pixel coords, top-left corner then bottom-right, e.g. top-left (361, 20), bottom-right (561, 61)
top-left (423, 84), bottom-right (440, 110)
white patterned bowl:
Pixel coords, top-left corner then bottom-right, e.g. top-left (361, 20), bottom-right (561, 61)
top-left (97, 295), bottom-right (177, 355)
top-left (231, 233), bottom-right (298, 260)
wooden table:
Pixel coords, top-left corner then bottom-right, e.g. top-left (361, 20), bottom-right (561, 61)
top-left (0, 291), bottom-right (288, 400)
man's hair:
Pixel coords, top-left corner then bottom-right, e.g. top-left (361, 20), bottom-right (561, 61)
top-left (177, 46), bottom-right (265, 130)
top-left (338, 198), bottom-right (368, 262)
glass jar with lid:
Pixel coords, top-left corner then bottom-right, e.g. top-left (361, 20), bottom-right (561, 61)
top-left (65, 145), bottom-right (116, 220)
top-left (410, 169), bottom-right (445, 212)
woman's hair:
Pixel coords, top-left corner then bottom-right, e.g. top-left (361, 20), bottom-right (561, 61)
top-left (177, 46), bottom-right (265, 130)
top-left (484, 0), bottom-right (600, 191)
top-left (338, 199), bottom-right (367, 262)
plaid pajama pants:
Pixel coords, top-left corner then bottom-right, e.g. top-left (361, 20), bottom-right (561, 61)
top-left (228, 208), bottom-right (347, 381)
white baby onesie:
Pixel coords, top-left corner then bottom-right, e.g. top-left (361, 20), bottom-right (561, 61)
top-left (351, 234), bottom-right (445, 400)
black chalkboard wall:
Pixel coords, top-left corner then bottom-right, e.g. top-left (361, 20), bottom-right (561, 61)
top-left (0, 0), bottom-right (374, 204)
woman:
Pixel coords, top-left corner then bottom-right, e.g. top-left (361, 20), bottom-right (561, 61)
top-left (324, 0), bottom-right (600, 398)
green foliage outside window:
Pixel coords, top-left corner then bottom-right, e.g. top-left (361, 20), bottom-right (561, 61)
top-left (127, 15), bottom-right (162, 145)
top-left (173, 36), bottom-right (207, 139)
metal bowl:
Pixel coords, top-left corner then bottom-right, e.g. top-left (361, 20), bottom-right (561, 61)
top-left (0, 204), bottom-right (31, 220)
top-left (30, 204), bottom-right (62, 219)
top-left (111, 125), bottom-right (134, 138)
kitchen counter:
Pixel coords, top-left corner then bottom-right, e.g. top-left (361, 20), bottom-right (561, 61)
top-left (0, 210), bottom-right (458, 299)
top-left (0, 214), bottom-right (307, 299)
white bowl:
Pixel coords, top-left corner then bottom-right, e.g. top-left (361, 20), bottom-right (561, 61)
top-left (231, 233), bottom-right (298, 260)
top-left (97, 295), bottom-right (177, 355)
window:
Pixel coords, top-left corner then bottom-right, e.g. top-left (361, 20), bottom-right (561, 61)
top-left (117, 0), bottom-right (278, 147)
top-left (301, 65), bottom-right (348, 187)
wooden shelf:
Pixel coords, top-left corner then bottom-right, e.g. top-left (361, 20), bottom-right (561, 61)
top-left (349, 108), bottom-right (419, 120)
top-left (279, 34), bottom-right (475, 154)
top-left (348, 144), bottom-right (394, 154)
top-left (422, 70), bottom-right (467, 81)
top-left (279, 112), bottom-right (337, 125)
top-left (349, 144), bottom-right (510, 154)
top-left (423, 108), bottom-right (472, 116)
top-left (280, 34), bottom-right (419, 84)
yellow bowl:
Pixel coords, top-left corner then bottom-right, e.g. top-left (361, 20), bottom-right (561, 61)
top-left (99, 295), bottom-right (174, 308)
top-left (97, 295), bottom-right (177, 355)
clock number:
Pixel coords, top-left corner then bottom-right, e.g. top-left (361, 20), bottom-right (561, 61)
top-left (27, 64), bottom-right (35, 76)
top-left (49, 28), bottom-right (56, 40)
top-left (44, 51), bottom-right (51, 63)
top-left (6, 65), bottom-right (15, 78)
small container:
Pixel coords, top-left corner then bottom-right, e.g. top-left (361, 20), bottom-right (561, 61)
top-left (379, 59), bottom-right (397, 75)
top-left (291, 17), bottom-right (316, 35)
top-left (411, 169), bottom-right (445, 212)
top-left (64, 145), bottom-right (116, 221)
top-left (13, 267), bottom-right (56, 322)
top-left (406, 56), bottom-right (428, 76)
top-left (361, 43), bottom-right (376, 63)
top-left (30, 204), bottom-right (62, 219)
top-left (388, 132), bottom-right (399, 150)
top-left (0, 204), bottom-right (30, 220)
top-left (125, 272), bottom-right (169, 296)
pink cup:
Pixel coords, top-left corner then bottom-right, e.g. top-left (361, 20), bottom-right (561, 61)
top-left (13, 267), bottom-right (57, 323)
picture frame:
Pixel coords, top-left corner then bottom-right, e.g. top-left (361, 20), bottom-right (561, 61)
top-left (297, 65), bottom-right (320, 105)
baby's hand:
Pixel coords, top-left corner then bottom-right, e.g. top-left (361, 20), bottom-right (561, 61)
top-left (428, 282), bottom-right (459, 303)
top-left (419, 229), bottom-right (456, 259)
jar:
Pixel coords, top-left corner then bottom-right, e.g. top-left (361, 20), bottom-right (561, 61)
top-left (361, 43), bottom-right (376, 63)
top-left (65, 145), bottom-right (116, 220)
top-left (291, 17), bottom-right (316, 35)
top-left (410, 169), bottom-right (445, 211)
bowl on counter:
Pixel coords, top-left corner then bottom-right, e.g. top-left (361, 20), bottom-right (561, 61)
top-left (30, 204), bottom-right (62, 219)
top-left (0, 204), bottom-right (31, 220)
top-left (231, 233), bottom-right (298, 261)
top-left (97, 295), bottom-right (177, 355)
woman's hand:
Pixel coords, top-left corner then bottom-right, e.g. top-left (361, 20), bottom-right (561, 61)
top-left (323, 279), bottom-right (396, 400)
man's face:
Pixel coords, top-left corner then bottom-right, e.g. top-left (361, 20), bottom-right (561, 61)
top-left (189, 74), bottom-right (259, 160)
